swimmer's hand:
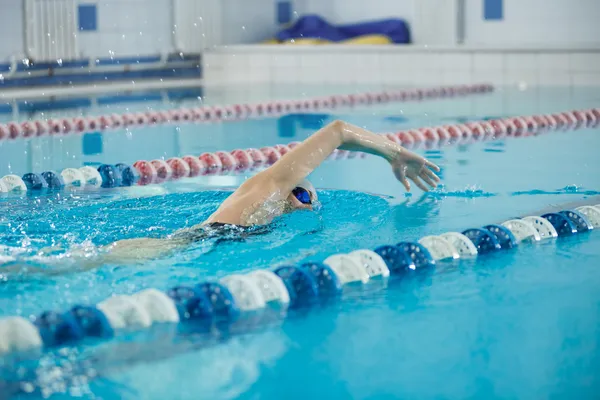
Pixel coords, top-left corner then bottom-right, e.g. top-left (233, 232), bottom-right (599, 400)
top-left (391, 148), bottom-right (440, 192)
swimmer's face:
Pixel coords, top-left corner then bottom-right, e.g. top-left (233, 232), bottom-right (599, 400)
top-left (287, 187), bottom-right (316, 211)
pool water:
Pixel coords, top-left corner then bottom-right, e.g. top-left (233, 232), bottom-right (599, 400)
top-left (1, 85), bottom-right (600, 399)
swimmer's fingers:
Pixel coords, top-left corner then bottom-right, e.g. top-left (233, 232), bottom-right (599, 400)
top-left (422, 167), bottom-right (441, 183)
top-left (419, 171), bottom-right (438, 189)
top-left (425, 160), bottom-right (441, 172)
top-left (394, 166), bottom-right (411, 192)
top-left (401, 178), bottom-right (411, 192)
top-left (409, 174), bottom-right (430, 192)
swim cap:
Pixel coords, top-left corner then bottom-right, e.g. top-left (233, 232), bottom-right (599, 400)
top-left (297, 179), bottom-right (317, 201)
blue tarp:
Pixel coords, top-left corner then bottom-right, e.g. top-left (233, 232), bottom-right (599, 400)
top-left (276, 15), bottom-right (411, 44)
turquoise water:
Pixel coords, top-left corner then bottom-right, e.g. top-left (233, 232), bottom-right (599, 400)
top-left (0, 86), bottom-right (600, 399)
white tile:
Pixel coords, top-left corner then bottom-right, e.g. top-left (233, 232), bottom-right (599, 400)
top-left (202, 65), bottom-right (225, 84)
top-left (381, 65), bottom-right (414, 85)
top-left (538, 53), bottom-right (570, 71)
top-left (472, 54), bottom-right (504, 71)
top-left (321, 65), bottom-right (342, 84)
top-left (472, 70), bottom-right (505, 86)
top-left (222, 53), bottom-right (247, 69)
top-left (77, 34), bottom-right (99, 58)
top-left (300, 53), bottom-right (322, 68)
top-left (538, 70), bottom-right (572, 86)
top-left (353, 53), bottom-right (382, 83)
top-left (245, 68), bottom-right (270, 84)
top-left (97, 2), bottom-right (122, 32)
top-left (272, 66), bottom-right (299, 84)
top-left (248, 54), bottom-right (270, 68)
top-left (442, 71), bottom-right (473, 85)
top-left (441, 53), bottom-right (472, 71)
top-left (271, 53), bottom-right (297, 68)
top-left (572, 73), bottom-right (600, 86)
top-left (505, 70), bottom-right (540, 88)
top-left (382, 53), bottom-right (413, 71)
top-left (506, 53), bottom-right (538, 71)
top-left (413, 53), bottom-right (441, 71)
top-left (414, 69), bottom-right (443, 86)
top-left (570, 52), bottom-right (600, 72)
top-left (203, 53), bottom-right (223, 68)
top-left (298, 66), bottom-right (325, 85)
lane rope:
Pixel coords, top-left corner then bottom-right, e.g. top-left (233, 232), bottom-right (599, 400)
top-left (0, 202), bottom-right (598, 355)
top-left (1, 107), bottom-right (598, 193)
top-left (0, 83), bottom-right (493, 142)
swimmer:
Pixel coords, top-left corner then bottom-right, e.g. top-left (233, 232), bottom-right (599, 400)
top-left (4, 120), bottom-right (440, 274)
top-left (100, 120), bottom-right (440, 261)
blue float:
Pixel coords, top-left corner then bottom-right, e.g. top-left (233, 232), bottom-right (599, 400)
top-left (462, 228), bottom-right (502, 254)
top-left (97, 164), bottom-right (122, 188)
top-left (559, 210), bottom-right (593, 233)
top-left (34, 311), bottom-right (85, 347)
top-left (374, 245), bottom-right (415, 274)
top-left (22, 173), bottom-right (48, 191)
top-left (300, 262), bottom-right (342, 297)
top-left (396, 242), bottom-right (436, 269)
top-left (483, 224), bottom-right (517, 249)
top-left (115, 163), bottom-right (140, 186)
top-left (274, 266), bottom-right (319, 308)
top-left (195, 282), bottom-right (239, 319)
top-left (167, 285), bottom-right (213, 320)
top-left (542, 212), bottom-right (578, 236)
top-left (41, 170), bottom-right (65, 189)
top-left (68, 305), bottom-right (114, 338)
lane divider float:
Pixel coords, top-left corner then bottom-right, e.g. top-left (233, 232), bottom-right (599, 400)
top-left (1, 108), bottom-right (598, 193)
top-left (0, 84), bottom-right (493, 142)
top-left (0, 203), bottom-right (598, 355)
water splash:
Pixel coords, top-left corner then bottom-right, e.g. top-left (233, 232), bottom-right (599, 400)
top-left (426, 185), bottom-right (496, 199)
top-left (512, 185), bottom-right (600, 197)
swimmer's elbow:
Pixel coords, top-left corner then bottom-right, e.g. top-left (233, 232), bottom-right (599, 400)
top-left (321, 119), bottom-right (347, 143)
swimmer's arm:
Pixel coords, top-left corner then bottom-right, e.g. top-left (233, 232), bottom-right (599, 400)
top-left (257, 120), bottom-right (441, 194)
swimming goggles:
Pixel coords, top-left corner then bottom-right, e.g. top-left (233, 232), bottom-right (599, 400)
top-left (292, 187), bottom-right (312, 205)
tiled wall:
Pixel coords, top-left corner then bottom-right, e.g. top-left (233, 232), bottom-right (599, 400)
top-left (77, 0), bottom-right (174, 58)
top-left (2, 0), bottom-right (600, 63)
top-left (220, 0), bottom-right (278, 45)
top-left (464, 0), bottom-right (600, 46)
top-left (0, 0), bottom-right (175, 62)
top-left (296, 0), bottom-right (414, 25)
top-left (203, 47), bottom-right (600, 87)
top-left (0, 1), bottom-right (25, 61)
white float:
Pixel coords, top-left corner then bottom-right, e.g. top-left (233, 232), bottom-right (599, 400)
top-left (220, 274), bottom-right (266, 311)
top-left (575, 206), bottom-right (600, 228)
top-left (246, 269), bottom-right (290, 306)
top-left (0, 316), bottom-right (43, 354)
top-left (324, 254), bottom-right (370, 284)
top-left (418, 236), bottom-right (460, 260)
top-left (522, 216), bottom-right (558, 239)
top-left (78, 166), bottom-right (102, 188)
top-left (349, 249), bottom-right (390, 278)
top-left (1, 175), bottom-right (27, 192)
top-left (501, 219), bottom-right (542, 242)
top-left (131, 288), bottom-right (180, 323)
top-left (61, 168), bottom-right (86, 188)
top-left (439, 232), bottom-right (478, 257)
top-left (97, 295), bottom-right (152, 329)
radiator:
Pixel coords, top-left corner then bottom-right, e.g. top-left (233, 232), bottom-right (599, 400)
top-left (24, 0), bottom-right (78, 61)
top-left (173, 0), bottom-right (221, 52)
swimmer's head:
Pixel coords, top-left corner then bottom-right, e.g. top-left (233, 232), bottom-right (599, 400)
top-left (287, 179), bottom-right (318, 210)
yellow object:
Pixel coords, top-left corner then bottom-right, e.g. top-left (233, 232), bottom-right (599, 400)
top-left (264, 34), bottom-right (393, 45)
top-left (340, 34), bottom-right (392, 45)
